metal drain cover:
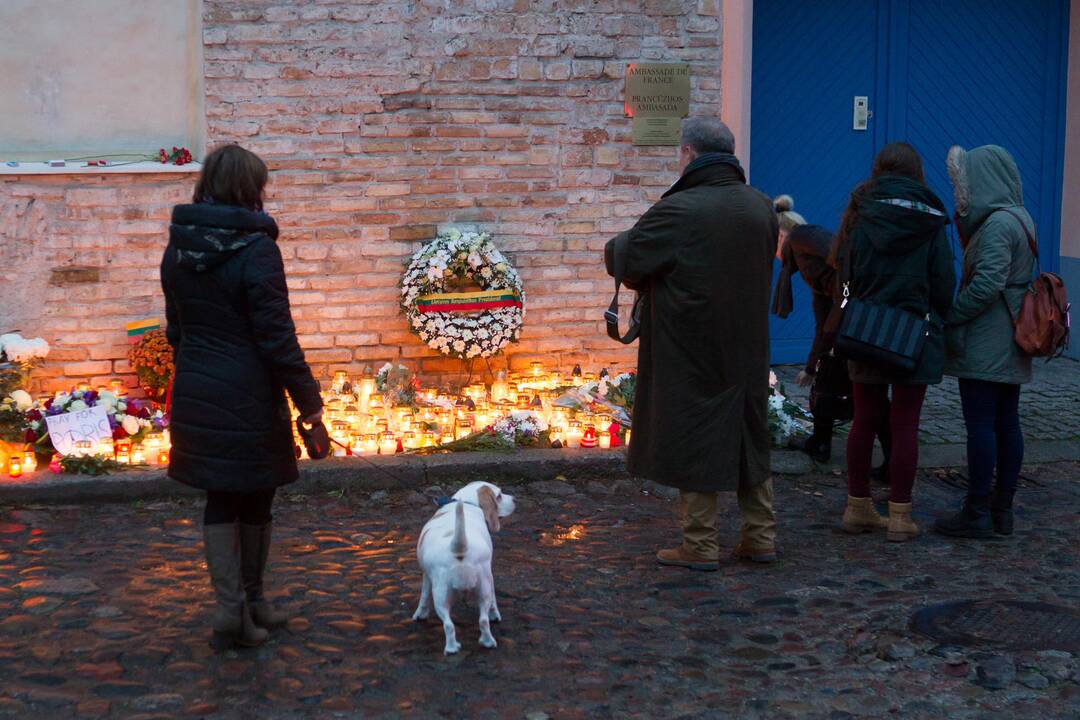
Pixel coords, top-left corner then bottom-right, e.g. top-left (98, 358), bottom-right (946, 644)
top-left (911, 599), bottom-right (1080, 651)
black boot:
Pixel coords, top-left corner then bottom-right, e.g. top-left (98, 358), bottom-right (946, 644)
top-left (240, 522), bottom-right (290, 629)
top-left (990, 490), bottom-right (1015, 536)
top-left (205, 524), bottom-right (269, 650)
top-left (932, 496), bottom-right (995, 539)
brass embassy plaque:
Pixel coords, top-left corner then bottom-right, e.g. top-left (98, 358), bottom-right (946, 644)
top-left (631, 117), bottom-right (682, 146)
top-left (624, 63), bottom-right (690, 118)
top-left (626, 63), bottom-right (689, 145)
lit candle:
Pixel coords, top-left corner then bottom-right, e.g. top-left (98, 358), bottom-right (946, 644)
top-left (379, 432), bottom-right (398, 455)
top-left (22, 451), bottom-right (37, 473)
top-left (491, 371), bottom-right (510, 403)
top-left (158, 449), bottom-right (170, 465)
top-left (598, 431), bottom-right (612, 450)
top-left (76, 440), bottom-right (95, 458)
top-left (8, 455), bottom-right (22, 478)
top-left (531, 361), bottom-right (544, 377)
top-left (362, 435), bottom-right (379, 455)
top-left (132, 446), bottom-right (146, 464)
top-left (440, 433), bottom-right (454, 446)
top-left (624, 429), bottom-right (632, 446)
top-left (580, 426), bottom-right (598, 449)
top-left (423, 431), bottom-right (437, 448)
top-left (455, 421), bottom-right (474, 441)
top-left (116, 440), bottom-right (132, 464)
top-left (566, 421), bottom-right (584, 449)
top-left (403, 431), bottom-right (419, 450)
top-left (332, 370), bottom-right (349, 394)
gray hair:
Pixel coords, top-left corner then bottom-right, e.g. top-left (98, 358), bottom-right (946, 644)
top-left (681, 117), bottom-right (736, 154)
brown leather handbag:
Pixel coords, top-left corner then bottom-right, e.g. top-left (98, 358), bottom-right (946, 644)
top-left (999, 209), bottom-right (1070, 358)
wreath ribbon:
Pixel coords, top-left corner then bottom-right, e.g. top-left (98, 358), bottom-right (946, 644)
top-left (416, 290), bottom-right (522, 314)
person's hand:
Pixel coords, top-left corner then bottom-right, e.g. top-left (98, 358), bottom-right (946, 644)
top-left (301, 409), bottom-right (324, 425)
top-left (795, 370), bottom-right (814, 387)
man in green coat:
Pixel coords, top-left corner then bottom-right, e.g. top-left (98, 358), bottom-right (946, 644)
top-left (604, 118), bottom-right (779, 570)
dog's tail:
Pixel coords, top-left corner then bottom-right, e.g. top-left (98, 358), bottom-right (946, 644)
top-left (449, 500), bottom-right (467, 561)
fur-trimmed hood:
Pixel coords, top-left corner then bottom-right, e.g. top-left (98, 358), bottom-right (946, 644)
top-left (947, 145), bottom-right (1024, 241)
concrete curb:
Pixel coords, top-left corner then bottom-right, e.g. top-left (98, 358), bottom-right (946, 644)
top-left (1, 440), bottom-right (1075, 505)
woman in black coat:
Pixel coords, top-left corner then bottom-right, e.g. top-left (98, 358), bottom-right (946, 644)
top-left (829, 142), bottom-right (956, 543)
top-left (161, 144), bottom-right (323, 649)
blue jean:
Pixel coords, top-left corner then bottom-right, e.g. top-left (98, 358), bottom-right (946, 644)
top-left (958, 379), bottom-right (1023, 500)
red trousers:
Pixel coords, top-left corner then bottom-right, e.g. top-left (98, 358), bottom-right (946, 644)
top-left (847, 383), bottom-right (927, 503)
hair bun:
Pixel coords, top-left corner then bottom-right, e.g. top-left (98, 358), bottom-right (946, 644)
top-left (773, 194), bottom-right (794, 212)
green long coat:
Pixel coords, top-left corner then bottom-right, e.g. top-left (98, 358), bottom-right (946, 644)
top-left (604, 156), bottom-right (777, 493)
top-left (944, 145), bottom-right (1035, 385)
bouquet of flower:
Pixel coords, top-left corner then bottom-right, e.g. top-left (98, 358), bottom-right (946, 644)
top-left (553, 383), bottom-right (633, 428)
top-left (493, 410), bottom-right (549, 446)
top-left (128, 330), bottom-right (174, 401)
top-left (376, 363), bottom-right (419, 407)
top-left (768, 371), bottom-right (811, 446)
top-left (157, 146), bottom-right (194, 166)
top-left (604, 372), bottom-right (636, 412)
top-left (24, 389), bottom-right (168, 456)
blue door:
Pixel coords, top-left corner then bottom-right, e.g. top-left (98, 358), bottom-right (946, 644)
top-left (750, 0), bottom-right (886, 365)
top-left (751, 0), bottom-right (1070, 365)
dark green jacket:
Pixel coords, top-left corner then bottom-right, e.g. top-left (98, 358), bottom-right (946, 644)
top-left (843, 176), bottom-right (957, 385)
top-left (944, 145), bottom-right (1034, 385)
top-left (604, 156), bottom-right (777, 492)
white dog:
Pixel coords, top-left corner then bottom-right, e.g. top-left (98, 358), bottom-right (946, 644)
top-left (413, 481), bottom-right (516, 654)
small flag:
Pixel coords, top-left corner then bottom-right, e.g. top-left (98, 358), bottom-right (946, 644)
top-left (126, 318), bottom-right (161, 342)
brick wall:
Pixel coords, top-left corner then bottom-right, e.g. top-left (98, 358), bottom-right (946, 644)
top-left (0, 0), bottom-right (722, 394)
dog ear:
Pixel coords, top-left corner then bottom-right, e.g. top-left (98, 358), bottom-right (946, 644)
top-left (477, 486), bottom-right (501, 534)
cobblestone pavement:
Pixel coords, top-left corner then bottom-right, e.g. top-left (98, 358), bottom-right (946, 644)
top-left (1, 464), bottom-right (1079, 719)
top-left (774, 357), bottom-right (1080, 445)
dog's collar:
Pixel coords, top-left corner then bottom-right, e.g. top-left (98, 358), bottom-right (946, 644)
top-left (435, 497), bottom-right (480, 509)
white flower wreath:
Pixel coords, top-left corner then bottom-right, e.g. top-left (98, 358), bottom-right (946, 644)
top-left (400, 228), bottom-right (525, 360)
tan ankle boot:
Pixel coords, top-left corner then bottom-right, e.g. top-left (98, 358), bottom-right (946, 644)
top-left (887, 501), bottom-right (919, 542)
top-left (842, 496), bottom-right (887, 534)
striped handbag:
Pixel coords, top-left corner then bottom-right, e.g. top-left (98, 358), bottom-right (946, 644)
top-left (834, 237), bottom-right (932, 374)
top-left (835, 294), bottom-right (930, 374)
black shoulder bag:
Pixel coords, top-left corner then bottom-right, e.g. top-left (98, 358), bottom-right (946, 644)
top-left (834, 243), bottom-right (933, 375)
top-left (604, 232), bottom-right (643, 344)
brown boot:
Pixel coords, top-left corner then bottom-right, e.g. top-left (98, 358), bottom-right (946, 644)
top-left (732, 539), bottom-right (777, 564)
top-left (656, 544), bottom-right (719, 571)
top-left (842, 496), bottom-right (888, 534)
top-left (205, 524), bottom-right (269, 650)
top-left (240, 522), bottom-right (290, 629)
top-left (887, 501), bottom-right (919, 542)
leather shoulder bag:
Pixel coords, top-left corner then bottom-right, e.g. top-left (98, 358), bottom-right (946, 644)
top-left (834, 241), bottom-right (933, 375)
top-left (605, 232), bottom-right (643, 344)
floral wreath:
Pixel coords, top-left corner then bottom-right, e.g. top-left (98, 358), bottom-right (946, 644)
top-left (400, 228), bottom-right (525, 359)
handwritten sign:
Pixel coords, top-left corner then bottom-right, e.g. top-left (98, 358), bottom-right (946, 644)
top-left (44, 406), bottom-right (111, 456)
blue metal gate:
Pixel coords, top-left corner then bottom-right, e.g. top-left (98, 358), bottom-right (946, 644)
top-left (751, 0), bottom-right (1070, 365)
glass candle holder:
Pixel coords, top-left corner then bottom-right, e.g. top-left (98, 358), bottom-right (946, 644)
top-left (8, 455), bottom-right (22, 478)
top-left (22, 451), bottom-right (37, 473)
top-left (379, 432), bottom-right (397, 455)
top-left (566, 421), bottom-right (584, 449)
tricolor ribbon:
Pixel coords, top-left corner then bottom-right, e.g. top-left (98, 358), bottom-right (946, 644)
top-left (416, 290), bottom-right (522, 314)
